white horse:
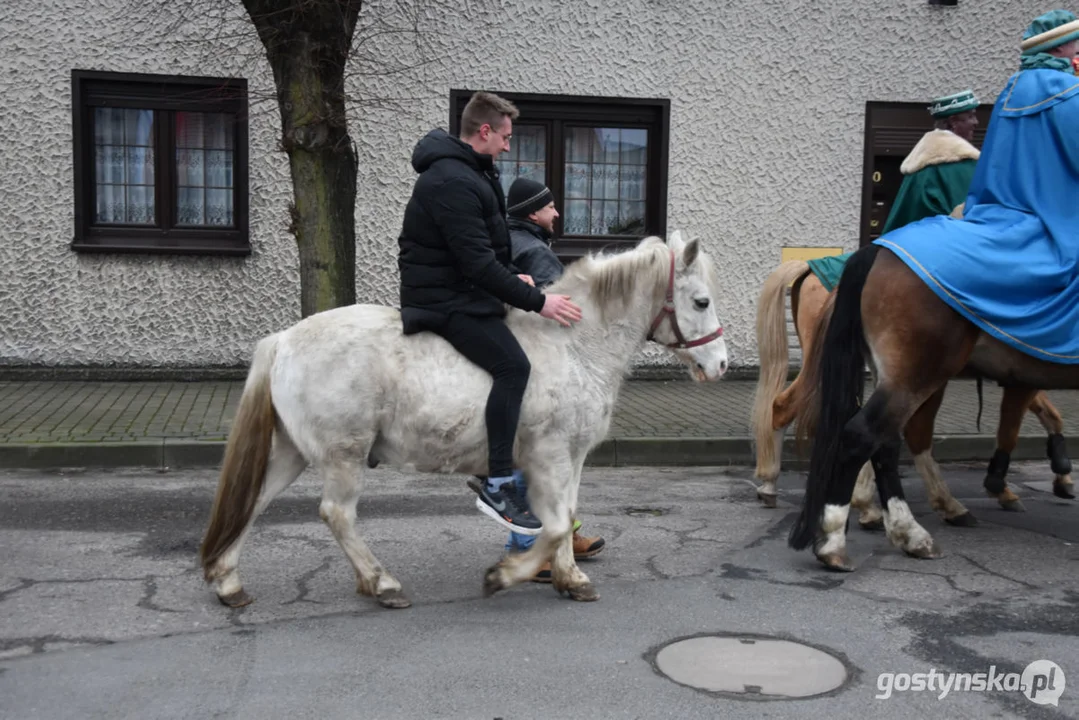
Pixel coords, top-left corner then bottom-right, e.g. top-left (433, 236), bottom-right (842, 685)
top-left (199, 231), bottom-right (728, 609)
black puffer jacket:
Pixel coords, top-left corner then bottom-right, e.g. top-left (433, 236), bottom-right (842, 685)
top-left (508, 218), bottom-right (564, 289)
top-left (397, 129), bottom-right (545, 333)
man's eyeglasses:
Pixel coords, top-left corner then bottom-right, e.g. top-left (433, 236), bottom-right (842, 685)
top-left (486, 126), bottom-right (512, 142)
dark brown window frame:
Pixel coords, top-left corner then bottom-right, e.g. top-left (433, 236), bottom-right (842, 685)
top-left (859, 100), bottom-right (994, 246)
top-left (449, 90), bottom-right (670, 261)
top-left (71, 69), bottom-right (250, 256)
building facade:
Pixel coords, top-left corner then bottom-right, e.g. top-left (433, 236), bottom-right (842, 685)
top-left (0, 0), bottom-right (1046, 373)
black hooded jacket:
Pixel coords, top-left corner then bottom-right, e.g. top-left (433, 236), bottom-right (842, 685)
top-left (508, 218), bottom-right (564, 289)
top-left (397, 129), bottom-right (546, 333)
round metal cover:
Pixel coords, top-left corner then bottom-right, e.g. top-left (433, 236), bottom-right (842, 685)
top-left (654, 635), bottom-right (848, 698)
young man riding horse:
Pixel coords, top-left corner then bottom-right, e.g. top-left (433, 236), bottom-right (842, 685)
top-left (396, 91), bottom-right (583, 536)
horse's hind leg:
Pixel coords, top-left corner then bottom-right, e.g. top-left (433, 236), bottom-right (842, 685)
top-left (549, 460), bottom-right (595, 600)
top-left (903, 386), bottom-right (976, 527)
top-left (319, 459), bottom-right (410, 609)
top-left (1028, 391), bottom-right (1076, 500)
top-left (213, 427), bottom-right (308, 607)
top-left (985, 386), bottom-right (1039, 512)
top-left (758, 385), bottom-right (796, 507)
top-left (875, 427), bottom-right (942, 560)
top-left (850, 462), bottom-right (884, 531)
top-left (816, 386), bottom-right (933, 570)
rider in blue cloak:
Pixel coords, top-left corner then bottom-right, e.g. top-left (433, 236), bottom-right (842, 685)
top-left (875, 9), bottom-right (1079, 364)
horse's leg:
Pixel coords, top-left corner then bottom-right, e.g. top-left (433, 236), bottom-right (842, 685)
top-left (549, 459), bottom-right (595, 598)
top-left (319, 458), bottom-right (410, 609)
top-left (812, 384), bottom-right (924, 570)
top-left (986, 386), bottom-right (1039, 512)
top-left (485, 452), bottom-right (589, 599)
top-left (850, 462), bottom-right (884, 531)
top-left (903, 386), bottom-right (976, 527)
top-left (211, 428), bottom-right (308, 607)
top-left (1028, 391), bottom-right (1076, 500)
top-left (875, 427), bottom-right (942, 560)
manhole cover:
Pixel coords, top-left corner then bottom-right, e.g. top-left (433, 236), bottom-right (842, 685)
top-left (654, 635), bottom-right (848, 698)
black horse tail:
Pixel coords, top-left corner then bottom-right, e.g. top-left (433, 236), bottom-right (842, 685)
top-left (788, 244), bottom-right (879, 550)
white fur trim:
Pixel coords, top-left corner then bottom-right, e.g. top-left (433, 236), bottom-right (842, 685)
top-left (900, 130), bottom-right (980, 175)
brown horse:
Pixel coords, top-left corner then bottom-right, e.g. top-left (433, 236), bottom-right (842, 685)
top-left (788, 244), bottom-right (1077, 570)
top-left (751, 258), bottom-right (1073, 528)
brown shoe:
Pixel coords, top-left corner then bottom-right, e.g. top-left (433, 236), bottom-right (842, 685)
top-left (531, 561), bottom-right (553, 583)
top-left (573, 530), bottom-right (605, 559)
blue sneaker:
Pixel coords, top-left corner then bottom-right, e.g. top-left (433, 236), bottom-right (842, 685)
top-left (467, 472), bottom-right (542, 536)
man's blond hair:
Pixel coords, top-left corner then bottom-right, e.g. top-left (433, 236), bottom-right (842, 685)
top-left (461, 91), bottom-right (519, 137)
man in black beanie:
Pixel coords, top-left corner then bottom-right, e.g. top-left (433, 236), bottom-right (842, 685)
top-left (506, 177), bottom-right (564, 289)
top-left (501, 177), bottom-right (607, 581)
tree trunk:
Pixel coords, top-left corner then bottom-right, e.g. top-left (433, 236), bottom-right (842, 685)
top-left (242, 1), bottom-right (361, 318)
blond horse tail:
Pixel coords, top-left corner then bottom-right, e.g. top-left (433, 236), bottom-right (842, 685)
top-left (199, 334), bottom-right (279, 579)
top-left (751, 260), bottom-right (810, 478)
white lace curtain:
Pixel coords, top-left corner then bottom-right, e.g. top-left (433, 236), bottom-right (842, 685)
top-left (94, 108), bottom-right (154, 224)
top-left (495, 124), bottom-right (547, 195)
top-left (563, 127), bottom-right (647, 236)
top-left (93, 109), bottom-right (235, 227)
top-left (175, 112), bottom-right (234, 227)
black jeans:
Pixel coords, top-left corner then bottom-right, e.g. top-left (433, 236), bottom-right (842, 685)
top-left (436, 313), bottom-right (531, 478)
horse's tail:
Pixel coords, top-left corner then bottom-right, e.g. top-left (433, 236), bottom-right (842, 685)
top-left (751, 259), bottom-right (810, 478)
top-left (788, 245), bottom-right (879, 550)
top-left (199, 333), bottom-right (280, 579)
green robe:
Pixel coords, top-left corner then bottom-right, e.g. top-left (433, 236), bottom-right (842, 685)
top-left (806, 130), bottom-right (980, 292)
top-left (880, 159), bottom-right (978, 235)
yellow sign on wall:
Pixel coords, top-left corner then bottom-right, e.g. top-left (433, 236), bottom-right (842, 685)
top-left (780, 246), bottom-right (845, 263)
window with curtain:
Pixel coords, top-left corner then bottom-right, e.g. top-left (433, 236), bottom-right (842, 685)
top-left (72, 70), bottom-right (249, 255)
top-left (451, 91), bottom-right (669, 261)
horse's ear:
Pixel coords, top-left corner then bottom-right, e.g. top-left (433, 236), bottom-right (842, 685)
top-left (668, 229), bottom-right (685, 253)
top-left (682, 238), bottom-right (700, 268)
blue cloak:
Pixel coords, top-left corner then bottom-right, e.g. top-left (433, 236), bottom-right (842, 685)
top-left (874, 68), bottom-right (1079, 363)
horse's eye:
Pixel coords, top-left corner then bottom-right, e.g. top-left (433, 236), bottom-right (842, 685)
top-left (694, 298), bottom-right (710, 310)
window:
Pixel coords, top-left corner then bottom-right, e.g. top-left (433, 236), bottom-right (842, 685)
top-left (859, 100), bottom-right (993, 246)
top-left (71, 70), bottom-right (249, 255)
top-left (450, 91), bottom-right (669, 260)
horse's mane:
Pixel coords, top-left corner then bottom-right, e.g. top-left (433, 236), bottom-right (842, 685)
top-left (546, 236), bottom-right (669, 320)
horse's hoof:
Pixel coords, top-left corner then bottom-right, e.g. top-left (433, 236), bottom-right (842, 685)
top-left (376, 589), bottom-right (412, 609)
top-left (858, 518), bottom-right (885, 532)
top-left (904, 542), bottom-right (942, 560)
top-left (218, 589), bottom-right (254, 608)
top-left (757, 491), bottom-right (778, 508)
top-left (816, 551), bottom-right (855, 572)
top-left (999, 498), bottom-right (1026, 512)
top-left (1053, 479), bottom-right (1076, 500)
top-left (983, 475), bottom-right (1008, 496)
top-left (566, 582), bottom-right (600, 602)
top-left (483, 565), bottom-right (505, 598)
top-left (945, 512), bottom-right (978, 527)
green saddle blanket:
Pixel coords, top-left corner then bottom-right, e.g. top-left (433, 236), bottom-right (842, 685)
top-left (805, 252), bottom-right (854, 292)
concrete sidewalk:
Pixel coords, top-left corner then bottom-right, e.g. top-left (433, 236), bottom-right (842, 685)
top-left (2, 378), bottom-right (1078, 469)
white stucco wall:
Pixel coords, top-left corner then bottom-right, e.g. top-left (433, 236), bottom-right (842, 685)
top-left (0, 0), bottom-right (1050, 370)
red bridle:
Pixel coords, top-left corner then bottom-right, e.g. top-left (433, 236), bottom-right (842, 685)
top-left (646, 250), bottom-right (725, 350)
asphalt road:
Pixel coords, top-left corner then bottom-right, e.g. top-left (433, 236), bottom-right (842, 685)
top-left (0, 461), bottom-right (1077, 719)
